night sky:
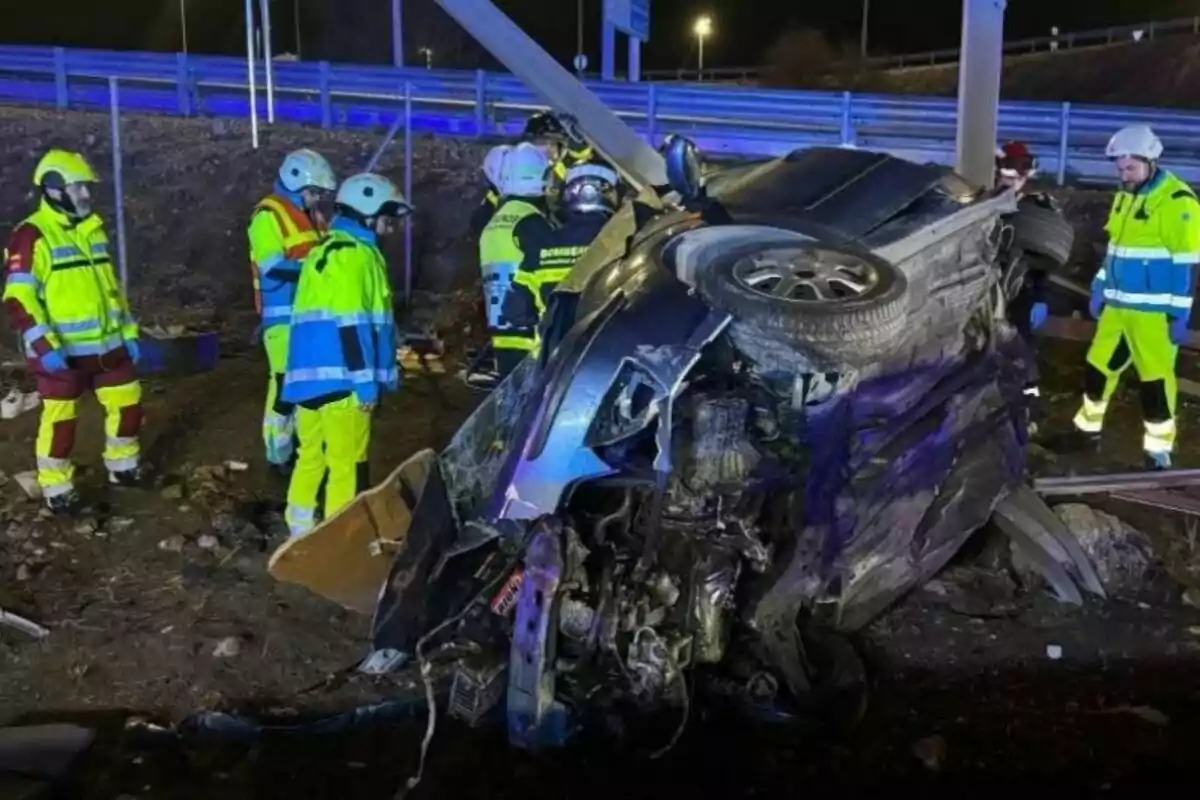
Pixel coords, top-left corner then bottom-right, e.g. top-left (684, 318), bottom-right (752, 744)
top-left (10, 0), bottom-right (1194, 71)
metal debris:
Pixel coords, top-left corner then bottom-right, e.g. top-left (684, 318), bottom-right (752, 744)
top-left (1097, 705), bottom-right (1170, 726)
top-left (212, 637), bottom-right (241, 658)
top-left (157, 536), bottom-right (185, 553)
top-left (911, 734), bottom-right (947, 771)
top-left (0, 607), bottom-right (50, 639)
top-left (14, 471), bottom-right (41, 499)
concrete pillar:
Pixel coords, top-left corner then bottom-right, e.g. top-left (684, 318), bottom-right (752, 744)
top-left (955, 0), bottom-right (1006, 188)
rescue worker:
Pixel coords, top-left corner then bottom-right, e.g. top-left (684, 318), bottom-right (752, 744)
top-left (470, 144), bottom-right (510, 238)
top-left (523, 111), bottom-right (596, 185)
top-left (996, 141), bottom-right (1054, 403)
top-left (248, 149), bottom-right (337, 475)
top-left (2, 149), bottom-right (143, 513)
top-left (280, 173), bottom-right (410, 536)
top-left (478, 142), bottom-right (555, 379)
top-left (502, 163), bottom-right (618, 348)
top-left (1070, 124), bottom-right (1200, 469)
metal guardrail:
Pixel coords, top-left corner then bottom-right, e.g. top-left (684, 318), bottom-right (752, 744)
top-left (2, 45), bottom-right (1200, 184)
top-left (646, 14), bottom-right (1200, 82)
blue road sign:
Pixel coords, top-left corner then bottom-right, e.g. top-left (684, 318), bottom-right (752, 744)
top-left (604, 0), bottom-right (650, 41)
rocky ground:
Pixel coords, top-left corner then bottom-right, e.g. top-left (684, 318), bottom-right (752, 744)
top-left (1, 108), bottom-right (1200, 797)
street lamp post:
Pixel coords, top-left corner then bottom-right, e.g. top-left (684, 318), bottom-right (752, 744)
top-left (694, 15), bottom-right (712, 80)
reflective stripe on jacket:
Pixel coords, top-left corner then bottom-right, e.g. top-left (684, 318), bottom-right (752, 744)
top-left (281, 218), bottom-right (397, 406)
top-left (2, 201), bottom-right (137, 359)
top-left (1096, 169), bottom-right (1200, 317)
top-left (248, 188), bottom-right (321, 327)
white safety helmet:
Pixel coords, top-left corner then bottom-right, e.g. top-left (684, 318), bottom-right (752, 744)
top-left (500, 142), bottom-right (550, 198)
top-left (279, 149), bottom-right (337, 193)
top-left (482, 145), bottom-right (511, 189)
top-left (1105, 124), bottom-right (1164, 161)
top-left (335, 173), bottom-right (413, 218)
top-left (562, 163), bottom-right (619, 214)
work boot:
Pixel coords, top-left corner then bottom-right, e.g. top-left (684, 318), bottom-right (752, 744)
top-left (45, 490), bottom-right (84, 516)
top-left (463, 365), bottom-right (499, 392)
top-left (108, 468), bottom-right (144, 488)
top-left (1144, 452), bottom-right (1172, 471)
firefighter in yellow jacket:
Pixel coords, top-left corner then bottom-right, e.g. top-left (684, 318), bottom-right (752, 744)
top-left (478, 143), bottom-right (555, 381)
top-left (248, 149), bottom-right (336, 474)
top-left (2, 150), bottom-right (142, 513)
top-left (1071, 125), bottom-right (1200, 469)
top-left (280, 173), bottom-right (411, 537)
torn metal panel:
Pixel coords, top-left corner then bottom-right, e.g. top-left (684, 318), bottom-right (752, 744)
top-left (1006, 485), bottom-right (1106, 598)
top-left (488, 264), bottom-right (727, 522)
top-left (992, 496), bottom-right (1084, 605)
top-left (434, 0), bottom-right (667, 190)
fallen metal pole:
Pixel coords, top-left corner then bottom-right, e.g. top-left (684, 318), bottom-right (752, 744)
top-left (1034, 468), bottom-right (1200, 497)
top-left (365, 109), bottom-right (406, 173)
top-left (108, 77), bottom-right (129, 290)
top-left (244, 0), bottom-right (259, 148)
top-left (1109, 489), bottom-right (1200, 517)
top-left (404, 79), bottom-right (413, 304)
top-left (259, 0), bottom-right (276, 123)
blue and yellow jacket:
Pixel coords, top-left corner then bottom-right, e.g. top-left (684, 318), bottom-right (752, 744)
top-left (247, 183), bottom-right (322, 329)
top-left (280, 216), bottom-right (398, 406)
top-left (1096, 168), bottom-right (1200, 318)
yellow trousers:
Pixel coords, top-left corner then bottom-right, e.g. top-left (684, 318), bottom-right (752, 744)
top-left (36, 381), bottom-right (143, 498)
top-left (285, 394), bottom-right (372, 536)
top-left (262, 325), bottom-right (296, 465)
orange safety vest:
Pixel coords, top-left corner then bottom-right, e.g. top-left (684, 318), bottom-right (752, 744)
top-left (249, 194), bottom-right (321, 315)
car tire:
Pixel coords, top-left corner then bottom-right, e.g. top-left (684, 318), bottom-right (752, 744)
top-left (1010, 203), bottom-right (1075, 267)
top-left (695, 241), bottom-right (909, 365)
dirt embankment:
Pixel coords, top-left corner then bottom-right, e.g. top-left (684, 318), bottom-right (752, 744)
top-left (764, 36), bottom-right (1200, 107)
top-left (877, 37), bottom-right (1200, 105)
top-left (0, 107), bottom-right (490, 343)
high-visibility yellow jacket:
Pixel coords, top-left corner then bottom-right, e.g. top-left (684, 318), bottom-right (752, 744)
top-left (480, 197), bottom-right (553, 353)
top-left (1097, 169), bottom-right (1200, 319)
top-left (2, 201), bottom-right (137, 359)
top-left (248, 188), bottom-right (322, 329)
top-left (281, 216), bottom-right (398, 406)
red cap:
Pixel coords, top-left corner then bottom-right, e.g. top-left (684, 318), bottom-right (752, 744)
top-left (996, 140), bottom-right (1037, 177)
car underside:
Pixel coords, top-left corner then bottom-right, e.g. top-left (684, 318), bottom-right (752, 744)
top-left (353, 143), bottom-right (1095, 749)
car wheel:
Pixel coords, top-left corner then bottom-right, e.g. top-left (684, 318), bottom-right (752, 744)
top-left (1010, 203), bottom-right (1075, 267)
top-left (696, 241), bottom-right (909, 366)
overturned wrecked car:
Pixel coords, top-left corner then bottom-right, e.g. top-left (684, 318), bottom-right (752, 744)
top-left (270, 137), bottom-right (1100, 750)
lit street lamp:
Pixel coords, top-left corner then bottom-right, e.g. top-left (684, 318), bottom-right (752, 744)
top-left (694, 14), bottom-right (713, 80)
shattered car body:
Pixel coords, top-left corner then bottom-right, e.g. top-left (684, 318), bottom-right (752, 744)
top-left (366, 144), bottom-right (1090, 748)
